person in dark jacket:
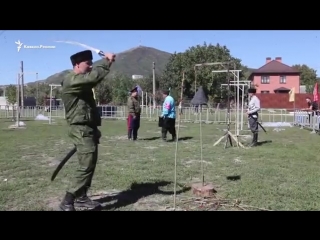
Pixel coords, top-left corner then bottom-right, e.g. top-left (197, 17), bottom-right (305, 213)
top-left (160, 90), bottom-right (176, 141)
top-left (303, 97), bottom-right (319, 123)
top-left (127, 87), bottom-right (141, 140)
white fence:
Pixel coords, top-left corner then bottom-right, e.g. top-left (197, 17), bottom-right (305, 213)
top-left (293, 110), bottom-right (320, 133)
top-left (0, 105), bottom-right (293, 127)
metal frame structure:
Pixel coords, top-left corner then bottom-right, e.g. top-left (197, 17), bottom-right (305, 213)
top-left (220, 80), bottom-right (251, 134)
top-left (194, 62), bottom-right (247, 149)
top-left (213, 70), bottom-right (241, 137)
top-left (49, 84), bottom-right (62, 124)
top-left (14, 71), bottom-right (38, 127)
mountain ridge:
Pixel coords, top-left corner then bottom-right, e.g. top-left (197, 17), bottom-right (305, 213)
top-left (0, 46), bottom-right (257, 87)
top-left (42, 45), bottom-right (172, 85)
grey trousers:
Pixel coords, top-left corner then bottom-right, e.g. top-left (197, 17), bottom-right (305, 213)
top-left (248, 117), bottom-right (258, 133)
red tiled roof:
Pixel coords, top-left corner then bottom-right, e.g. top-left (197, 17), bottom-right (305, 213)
top-left (249, 60), bottom-right (300, 79)
top-left (254, 60), bottom-right (300, 73)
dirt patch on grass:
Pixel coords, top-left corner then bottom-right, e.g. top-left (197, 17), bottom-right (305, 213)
top-left (184, 159), bottom-right (212, 167)
top-left (143, 146), bottom-right (158, 149)
top-left (106, 135), bottom-right (128, 141)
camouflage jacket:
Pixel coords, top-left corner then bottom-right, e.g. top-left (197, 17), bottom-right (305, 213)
top-left (61, 61), bottom-right (111, 127)
top-left (127, 96), bottom-right (141, 116)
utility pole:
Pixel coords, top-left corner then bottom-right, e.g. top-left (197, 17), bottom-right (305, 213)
top-left (36, 72), bottom-right (39, 102)
top-left (152, 62), bottom-right (156, 110)
top-left (20, 61), bottom-right (24, 107)
top-left (16, 73), bottom-right (20, 126)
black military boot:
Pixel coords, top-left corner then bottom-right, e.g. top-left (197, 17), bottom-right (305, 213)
top-left (59, 192), bottom-right (76, 211)
top-left (162, 132), bottom-right (167, 142)
top-left (249, 133), bottom-right (258, 147)
top-left (172, 134), bottom-right (176, 142)
top-left (132, 130), bottom-right (138, 141)
top-left (74, 189), bottom-right (101, 209)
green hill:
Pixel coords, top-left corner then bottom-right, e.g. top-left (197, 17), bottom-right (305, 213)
top-left (43, 45), bottom-right (171, 84)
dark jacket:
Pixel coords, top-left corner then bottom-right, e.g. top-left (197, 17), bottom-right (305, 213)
top-left (127, 96), bottom-right (141, 117)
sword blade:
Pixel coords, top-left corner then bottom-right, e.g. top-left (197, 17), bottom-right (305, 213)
top-left (55, 40), bottom-right (105, 57)
top-left (258, 122), bottom-right (267, 133)
top-left (51, 147), bottom-right (77, 181)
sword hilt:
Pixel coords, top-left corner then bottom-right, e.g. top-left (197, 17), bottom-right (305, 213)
top-left (97, 50), bottom-right (115, 62)
top-left (97, 50), bottom-right (105, 57)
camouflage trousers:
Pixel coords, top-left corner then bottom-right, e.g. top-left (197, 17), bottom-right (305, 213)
top-left (67, 124), bottom-right (101, 197)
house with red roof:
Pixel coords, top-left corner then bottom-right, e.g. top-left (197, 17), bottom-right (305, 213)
top-left (248, 57), bottom-right (301, 94)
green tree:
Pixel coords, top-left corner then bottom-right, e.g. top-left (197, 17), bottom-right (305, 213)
top-left (292, 64), bottom-right (317, 93)
top-left (110, 74), bottom-right (132, 105)
top-left (134, 74), bottom-right (160, 94)
top-left (5, 84), bottom-right (17, 105)
top-left (5, 84), bottom-right (17, 117)
top-left (168, 87), bottom-right (179, 104)
top-left (25, 84), bottom-right (37, 97)
top-left (36, 83), bottom-right (51, 105)
top-left (94, 79), bottom-right (112, 104)
top-left (160, 42), bottom-right (245, 103)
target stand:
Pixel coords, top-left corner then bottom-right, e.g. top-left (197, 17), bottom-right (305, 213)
top-left (211, 61), bottom-right (247, 149)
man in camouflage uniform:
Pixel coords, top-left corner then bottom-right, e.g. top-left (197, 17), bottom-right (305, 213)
top-left (59, 50), bottom-right (116, 211)
top-left (127, 86), bottom-right (141, 140)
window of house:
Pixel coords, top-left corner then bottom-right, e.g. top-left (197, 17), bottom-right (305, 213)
top-left (261, 91), bottom-right (270, 94)
top-left (280, 76), bottom-right (286, 84)
top-left (261, 76), bottom-right (270, 84)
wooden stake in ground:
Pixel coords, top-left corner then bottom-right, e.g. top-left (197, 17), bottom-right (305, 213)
top-left (173, 72), bottom-right (185, 210)
top-left (189, 86), bottom-right (216, 197)
top-left (190, 86), bottom-right (208, 185)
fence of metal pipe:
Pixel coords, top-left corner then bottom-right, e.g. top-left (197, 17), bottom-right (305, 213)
top-left (0, 105), bottom-right (293, 126)
top-left (293, 110), bottom-right (320, 133)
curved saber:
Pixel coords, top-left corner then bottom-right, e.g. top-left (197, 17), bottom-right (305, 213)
top-left (55, 40), bottom-right (105, 57)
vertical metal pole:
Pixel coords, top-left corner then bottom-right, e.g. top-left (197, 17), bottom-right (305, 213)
top-left (141, 91), bottom-right (144, 113)
top-left (36, 72), bottom-right (39, 101)
top-left (49, 85), bottom-right (53, 124)
top-left (152, 62), bottom-right (156, 111)
top-left (241, 83), bottom-right (245, 131)
top-left (20, 61), bottom-right (24, 107)
top-left (16, 73), bottom-right (20, 126)
top-left (236, 70), bottom-right (240, 136)
top-left (145, 92), bottom-right (148, 117)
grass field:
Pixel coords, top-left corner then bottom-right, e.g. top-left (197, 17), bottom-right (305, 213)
top-left (0, 118), bottom-right (320, 211)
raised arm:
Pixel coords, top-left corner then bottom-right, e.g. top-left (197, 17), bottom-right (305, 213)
top-left (69, 60), bottom-right (111, 88)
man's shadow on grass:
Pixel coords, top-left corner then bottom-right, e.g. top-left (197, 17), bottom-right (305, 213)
top-left (89, 181), bottom-right (190, 211)
top-left (140, 136), bottom-right (193, 141)
top-left (257, 140), bottom-right (272, 146)
top-left (4, 119), bottom-right (34, 122)
top-left (140, 136), bottom-right (161, 141)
